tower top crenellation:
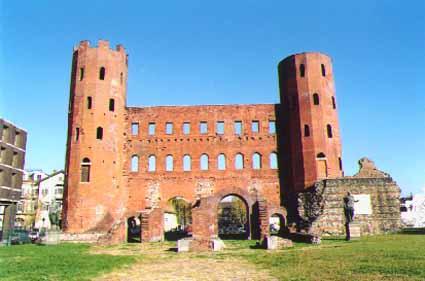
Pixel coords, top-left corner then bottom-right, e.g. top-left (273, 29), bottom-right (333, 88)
top-left (73, 39), bottom-right (126, 53)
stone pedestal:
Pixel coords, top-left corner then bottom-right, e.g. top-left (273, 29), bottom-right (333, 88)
top-left (264, 236), bottom-right (294, 250)
top-left (177, 238), bottom-right (225, 252)
top-left (42, 230), bottom-right (61, 245)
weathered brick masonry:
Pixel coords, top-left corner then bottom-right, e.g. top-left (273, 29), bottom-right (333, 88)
top-left (62, 40), bottom-right (400, 242)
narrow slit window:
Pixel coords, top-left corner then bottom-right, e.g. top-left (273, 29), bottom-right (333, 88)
top-left (131, 155), bottom-right (139, 172)
top-left (304, 125), bottom-right (310, 137)
top-left (99, 67), bottom-right (106, 80)
top-left (131, 123), bottom-right (139, 136)
top-left (166, 155), bottom-right (173, 171)
top-left (75, 127), bottom-right (80, 141)
top-left (235, 153), bottom-right (244, 170)
top-left (120, 72), bottom-right (123, 85)
top-left (109, 99), bottom-right (115, 112)
top-left (321, 64), bottom-right (326, 77)
top-left (313, 93), bottom-right (320, 105)
top-left (327, 124), bottom-right (333, 138)
top-left (300, 64), bottom-right (305, 77)
top-left (79, 67), bottom-right (84, 81)
top-left (87, 96), bottom-right (92, 109)
top-left (183, 155), bottom-right (191, 171)
top-left (96, 127), bottom-right (103, 140)
top-left (332, 96), bottom-right (336, 109)
top-left (217, 154), bottom-right (226, 170)
top-left (339, 157), bottom-right (343, 171)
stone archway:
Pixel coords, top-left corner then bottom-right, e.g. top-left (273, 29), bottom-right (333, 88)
top-left (218, 194), bottom-right (249, 240)
top-left (164, 196), bottom-right (192, 241)
top-left (127, 215), bottom-right (141, 243)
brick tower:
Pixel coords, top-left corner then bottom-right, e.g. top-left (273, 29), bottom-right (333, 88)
top-left (62, 40), bottom-right (128, 232)
top-left (278, 52), bottom-right (343, 192)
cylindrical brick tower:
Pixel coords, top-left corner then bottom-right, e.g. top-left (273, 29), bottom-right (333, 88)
top-left (62, 40), bottom-right (128, 232)
top-left (278, 52), bottom-right (343, 192)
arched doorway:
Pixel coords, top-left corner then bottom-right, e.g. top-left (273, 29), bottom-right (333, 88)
top-left (164, 197), bottom-right (192, 241)
top-left (127, 216), bottom-right (141, 243)
top-left (218, 195), bottom-right (249, 240)
top-left (269, 213), bottom-right (286, 236)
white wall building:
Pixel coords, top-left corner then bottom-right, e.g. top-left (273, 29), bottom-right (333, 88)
top-left (400, 188), bottom-right (425, 228)
top-left (34, 171), bottom-right (64, 229)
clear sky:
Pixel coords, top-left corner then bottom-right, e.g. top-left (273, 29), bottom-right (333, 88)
top-left (1, 1), bottom-right (424, 195)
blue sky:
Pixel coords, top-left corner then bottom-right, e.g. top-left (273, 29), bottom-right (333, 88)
top-left (1, 1), bottom-right (424, 195)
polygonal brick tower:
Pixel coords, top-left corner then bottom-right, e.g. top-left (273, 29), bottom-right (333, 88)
top-left (278, 52), bottom-right (343, 192)
top-left (62, 40), bottom-right (128, 232)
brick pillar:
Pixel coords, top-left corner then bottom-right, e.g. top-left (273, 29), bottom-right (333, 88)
top-left (191, 197), bottom-right (218, 240)
top-left (258, 199), bottom-right (270, 240)
top-left (140, 208), bottom-right (164, 242)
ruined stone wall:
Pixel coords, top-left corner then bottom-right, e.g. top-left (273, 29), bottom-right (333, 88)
top-left (124, 105), bottom-right (282, 215)
top-left (297, 175), bottom-right (401, 236)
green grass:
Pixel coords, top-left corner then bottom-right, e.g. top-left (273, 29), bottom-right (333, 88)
top-left (0, 234), bottom-right (424, 281)
top-left (0, 243), bottom-right (136, 281)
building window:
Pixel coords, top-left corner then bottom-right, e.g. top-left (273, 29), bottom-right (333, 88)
top-left (216, 121), bottom-right (224, 135)
top-left (0, 147), bottom-right (5, 162)
top-left (87, 96), bottom-right (92, 109)
top-left (12, 152), bottom-right (19, 167)
top-left (120, 72), bottom-right (123, 85)
top-left (200, 122), bottom-right (208, 134)
top-left (200, 154), bottom-right (209, 170)
top-left (252, 153), bottom-right (262, 169)
top-left (332, 96), bottom-right (336, 109)
top-left (166, 122), bottom-right (173, 135)
top-left (313, 93), bottom-right (320, 105)
top-left (166, 155), bottom-right (173, 171)
top-left (251, 121), bottom-right (259, 133)
top-left (14, 131), bottom-right (21, 147)
top-left (235, 153), bottom-right (244, 170)
top-left (217, 154), bottom-right (226, 170)
top-left (339, 157), bottom-right (343, 171)
top-left (269, 120), bottom-right (276, 134)
top-left (148, 123), bottom-right (156, 135)
top-left (79, 67), bottom-right (84, 81)
top-left (99, 67), bottom-right (106, 80)
top-left (183, 155), bottom-right (191, 171)
top-left (327, 124), bottom-right (333, 138)
top-left (148, 155), bottom-right (156, 172)
top-left (131, 123), bottom-right (139, 135)
top-left (321, 64), bottom-right (326, 77)
top-left (131, 155), bottom-right (139, 172)
top-left (109, 99), bottom-right (115, 112)
top-left (234, 121), bottom-right (242, 135)
top-left (81, 158), bottom-right (91, 182)
top-left (269, 152), bottom-right (278, 169)
top-left (2, 125), bottom-right (9, 142)
top-left (300, 64), bottom-right (305, 77)
top-left (96, 127), bottom-right (103, 140)
top-left (183, 122), bottom-right (190, 135)
top-left (317, 152), bottom-right (326, 159)
top-left (304, 125), bottom-right (310, 137)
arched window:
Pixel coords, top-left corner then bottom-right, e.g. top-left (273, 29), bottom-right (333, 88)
top-left (81, 158), bottom-right (91, 182)
top-left (166, 155), bottom-right (173, 171)
top-left (75, 128), bottom-right (80, 142)
top-left (269, 152), bottom-right (278, 169)
top-left (321, 64), bottom-right (326, 77)
top-left (217, 154), bottom-right (226, 170)
top-left (327, 124), bottom-right (333, 138)
top-left (235, 153), bottom-right (244, 170)
top-left (183, 155), bottom-right (191, 171)
top-left (313, 93), bottom-right (320, 105)
top-left (317, 152), bottom-right (326, 159)
top-left (304, 124), bottom-right (310, 137)
top-left (79, 67), bottom-right (84, 81)
top-left (131, 155), bottom-right (139, 172)
top-left (299, 64), bottom-right (305, 77)
top-left (99, 67), bottom-right (106, 80)
top-left (332, 96), bottom-right (336, 109)
top-left (96, 127), bottom-right (103, 140)
top-left (109, 99), bottom-right (115, 112)
top-left (148, 155), bottom-right (156, 172)
top-left (120, 72), bottom-right (123, 85)
top-left (339, 157), bottom-right (343, 171)
top-left (87, 96), bottom-right (92, 109)
top-left (200, 154), bottom-right (209, 171)
top-left (252, 153), bottom-right (262, 169)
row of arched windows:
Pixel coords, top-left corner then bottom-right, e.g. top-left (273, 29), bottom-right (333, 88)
top-left (299, 63), bottom-right (326, 77)
top-left (78, 66), bottom-right (124, 84)
top-left (130, 152), bottom-right (278, 172)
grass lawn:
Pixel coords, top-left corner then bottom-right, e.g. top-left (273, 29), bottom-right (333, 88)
top-left (0, 234), bottom-right (424, 281)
